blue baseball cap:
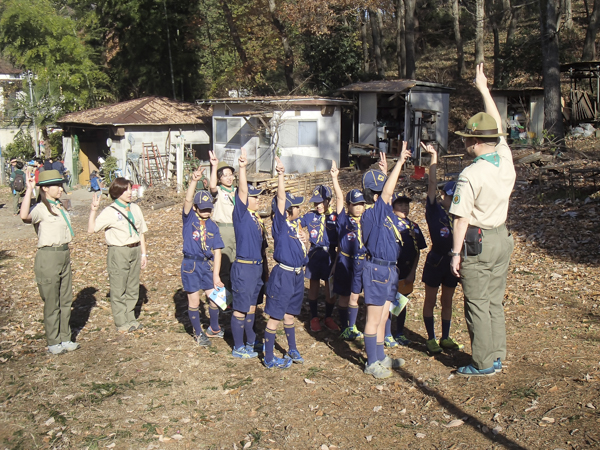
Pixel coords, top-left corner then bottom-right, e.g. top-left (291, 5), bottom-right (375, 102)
top-left (194, 190), bottom-right (214, 209)
top-left (308, 185), bottom-right (332, 203)
top-left (392, 192), bottom-right (412, 204)
top-left (442, 181), bottom-right (457, 196)
top-left (271, 195), bottom-right (291, 211)
top-left (346, 189), bottom-right (365, 204)
top-left (362, 169), bottom-right (387, 191)
top-left (247, 184), bottom-right (263, 197)
top-left (271, 192), bottom-right (304, 212)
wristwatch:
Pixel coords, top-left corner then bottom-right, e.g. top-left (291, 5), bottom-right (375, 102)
top-left (448, 251), bottom-right (461, 257)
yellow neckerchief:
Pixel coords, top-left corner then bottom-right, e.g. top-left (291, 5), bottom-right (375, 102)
top-left (47, 199), bottom-right (74, 237)
top-left (398, 217), bottom-right (418, 252)
top-left (316, 211), bottom-right (326, 243)
top-left (114, 199), bottom-right (138, 237)
top-left (248, 209), bottom-right (266, 236)
top-left (349, 213), bottom-right (364, 249)
top-left (289, 218), bottom-right (307, 256)
top-left (365, 203), bottom-right (374, 210)
top-left (385, 215), bottom-right (403, 245)
top-left (194, 211), bottom-right (208, 251)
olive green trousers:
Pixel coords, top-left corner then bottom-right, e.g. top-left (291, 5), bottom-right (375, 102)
top-left (107, 246), bottom-right (141, 329)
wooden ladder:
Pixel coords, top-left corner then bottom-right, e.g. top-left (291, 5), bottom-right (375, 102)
top-left (142, 142), bottom-right (166, 186)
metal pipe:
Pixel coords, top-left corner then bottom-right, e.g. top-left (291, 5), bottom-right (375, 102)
top-left (27, 71), bottom-right (39, 157)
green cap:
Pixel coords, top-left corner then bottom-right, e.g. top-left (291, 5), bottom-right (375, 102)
top-left (455, 112), bottom-right (507, 137)
top-left (37, 170), bottom-right (64, 186)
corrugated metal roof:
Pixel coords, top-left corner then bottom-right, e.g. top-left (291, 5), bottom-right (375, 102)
top-left (337, 79), bottom-right (453, 93)
top-left (197, 96), bottom-right (355, 106)
top-left (0, 58), bottom-right (22, 75)
top-left (57, 96), bottom-right (212, 126)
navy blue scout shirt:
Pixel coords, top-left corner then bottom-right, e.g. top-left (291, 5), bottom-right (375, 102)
top-left (361, 196), bottom-right (401, 262)
top-left (182, 210), bottom-right (224, 259)
top-left (232, 192), bottom-right (264, 261)
top-left (336, 209), bottom-right (366, 257)
top-left (425, 198), bottom-right (453, 255)
top-left (300, 212), bottom-right (330, 248)
top-left (395, 217), bottom-right (427, 276)
top-left (272, 209), bottom-right (308, 268)
top-left (325, 210), bottom-right (338, 249)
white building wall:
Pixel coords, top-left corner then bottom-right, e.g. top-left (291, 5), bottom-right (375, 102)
top-left (358, 93), bottom-right (377, 146)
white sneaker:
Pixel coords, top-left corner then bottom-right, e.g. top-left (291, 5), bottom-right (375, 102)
top-left (61, 341), bottom-right (80, 352)
top-left (48, 344), bottom-right (66, 355)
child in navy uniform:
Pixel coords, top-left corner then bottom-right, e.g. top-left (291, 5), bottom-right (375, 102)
top-left (263, 156), bottom-right (309, 369)
top-left (421, 143), bottom-right (463, 354)
top-left (230, 149), bottom-right (267, 359)
top-left (301, 185), bottom-right (339, 332)
top-left (181, 167), bottom-right (225, 346)
top-left (330, 161), bottom-right (366, 340)
top-left (361, 145), bottom-right (411, 379)
top-left (384, 193), bottom-right (427, 347)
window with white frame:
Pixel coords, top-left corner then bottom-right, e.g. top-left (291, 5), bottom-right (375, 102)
top-left (298, 120), bottom-right (318, 146)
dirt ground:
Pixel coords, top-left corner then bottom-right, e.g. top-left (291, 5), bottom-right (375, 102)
top-left (1, 147), bottom-right (600, 450)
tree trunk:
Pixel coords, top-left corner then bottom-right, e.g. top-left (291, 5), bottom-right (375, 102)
top-left (540, 0), bottom-right (565, 141)
top-left (220, 0), bottom-right (250, 75)
top-left (267, 0), bottom-right (295, 92)
top-left (475, 0), bottom-right (485, 67)
top-left (486, 0), bottom-right (501, 86)
top-left (451, 0), bottom-right (465, 77)
top-left (505, 0), bottom-right (519, 50)
top-left (360, 10), bottom-right (370, 72)
top-left (396, 0), bottom-right (405, 77)
top-left (564, 0), bottom-right (573, 28)
top-left (369, 9), bottom-right (385, 76)
top-left (405, 0), bottom-right (416, 78)
top-left (377, 9), bottom-right (387, 72)
top-left (582, 0), bottom-right (600, 60)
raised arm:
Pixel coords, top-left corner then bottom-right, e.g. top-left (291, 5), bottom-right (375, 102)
top-left (237, 148), bottom-right (248, 205)
top-left (87, 192), bottom-right (101, 233)
top-left (381, 142), bottom-right (411, 204)
top-left (208, 150), bottom-right (219, 195)
top-left (275, 156), bottom-right (286, 215)
top-left (330, 160), bottom-right (343, 215)
top-left (422, 142), bottom-right (438, 203)
top-left (184, 166), bottom-right (204, 215)
top-left (475, 63), bottom-right (502, 132)
top-left (19, 171), bottom-right (36, 223)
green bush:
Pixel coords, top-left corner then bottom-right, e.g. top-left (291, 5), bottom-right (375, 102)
top-left (3, 129), bottom-right (35, 161)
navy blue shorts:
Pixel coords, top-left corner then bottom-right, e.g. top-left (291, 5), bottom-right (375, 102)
top-left (181, 258), bottom-right (214, 293)
top-left (422, 250), bottom-right (459, 288)
top-left (231, 262), bottom-right (264, 313)
top-left (362, 260), bottom-right (399, 306)
top-left (305, 247), bottom-right (331, 281)
top-left (265, 265), bottom-right (305, 320)
top-left (333, 254), bottom-right (365, 296)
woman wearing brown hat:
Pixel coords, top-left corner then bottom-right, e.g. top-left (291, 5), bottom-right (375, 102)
top-left (88, 178), bottom-right (148, 332)
top-left (20, 170), bottom-right (79, 355)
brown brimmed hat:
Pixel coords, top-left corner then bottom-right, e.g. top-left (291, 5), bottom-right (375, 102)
top-left (455, 112), bottom-right (507, 138)
top-left (37, 169), bottom-right (64, 186)
top-left (217, 161), bottom-right (235, 175)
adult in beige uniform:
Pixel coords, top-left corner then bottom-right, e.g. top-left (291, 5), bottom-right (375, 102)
top-left (20, 170), bottom-right (80, 355)
top-left (208, 151), bottom-right (236, 291)
top-left (88, 178), bottom-right (148, 332)
top-left (450, 63), bottom-right (516, 377)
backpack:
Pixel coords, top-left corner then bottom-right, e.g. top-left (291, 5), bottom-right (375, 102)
top-left (13, 172), bottom-right (25, 192)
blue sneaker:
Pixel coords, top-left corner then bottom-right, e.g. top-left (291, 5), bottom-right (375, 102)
top-left (286, 349), bottom-right (304, 364)
top-left (232, 346), bottom-right (258, 359)
top-left (205, 327), bottom-right (224, 338)
top-left (493, 358), bottom-right (502, 373)
top-left (340, 325), bottom-right (363, 341)
top-left (384, 335), bottom-right (399, 348)
top-left (456, 364), bottom-right (496, 377)
top-left (263, 356), bottom-right (293, 369)
top-left (246, 341), bottom-right (265, 353)
top-left (394, 334), bottom-right (412, 346)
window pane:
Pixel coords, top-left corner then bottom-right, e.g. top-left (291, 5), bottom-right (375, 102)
top-left (228, 119), bottom-right (241, 145)
top-left (298, 121), bottom-right (318, 146)
top-left (215, 119), bottom-right (227, 143)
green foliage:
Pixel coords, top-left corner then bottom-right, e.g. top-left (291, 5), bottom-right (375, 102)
top-left (47, 131), bottom-right (63, 159)
top-left (3, 129), bottom-right (35, 161)
top-left (7, 80), bottom-right (64, 131)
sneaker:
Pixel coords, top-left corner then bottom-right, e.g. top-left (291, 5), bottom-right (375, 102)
top-left (340, 326), bottom-right (363, 341)
top-left (127, 325), bottom-right (137, 332)
top-left (384, 335), bottom-right (399, 348)
top-left (456, 364), bottom-right (496, 377)
top-left (324, 317), bottom-right (340, 331)
top-left (232, 346), bottom-right (258, 359)
top-left (310, 317), bottom-right (322, 332)
top-left (364, 361), bottom-right (392, 379)
top-left (246, 341), bottom-right (265, 353)
top-left (205, 327), bottom-right (224, 338)
top-left (439, 337), bottom-right (464, 351)
top-left (48, 344), bottom-right (66, 355)
top-left (195, 333), bottom-right (212, 347)
top-left (286, 349), bottom-right (304, 364)
top-left (61, 341), bottom-right (80, 352)
top-left (264, 355), bottom-right (293, 369)
top-left (380, 355), bottom-right (405, 369)
top-left (426, 338), bottom-right (443, 354)
top-left (394, 334), bottom-right (412, 346)
top-left (117, 324), bottom-right (132, 333)
top-left (493, 358), bottom-right (502, 373)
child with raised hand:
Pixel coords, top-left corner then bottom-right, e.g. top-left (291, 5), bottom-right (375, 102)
top-left (181, 166), bottom-right (225, 347)
top-left (301, 184), bottom-right (338, 332)
top-left (21, 170), bottom-right (79, 355)
top-left (384, 193), bottom-right (427, 347)
top-left (263, 156), bottom-right (309, 369)
top-left (420, 143), bottom-right (463, 354)
top-left (330, 161), bottom-right (366, 340)
top-left (230, 148), bottom-right (267, 359)
top-left (361, 143), bottom-right (412, 379)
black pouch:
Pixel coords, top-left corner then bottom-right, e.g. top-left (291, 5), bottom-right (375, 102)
top-left (464, 226), bottom-right (482, 256)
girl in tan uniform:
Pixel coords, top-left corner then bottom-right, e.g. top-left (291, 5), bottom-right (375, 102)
top-left (20, 169), bottom-right (80, 355)
top-left (88, 178), bottom-right (148, 332)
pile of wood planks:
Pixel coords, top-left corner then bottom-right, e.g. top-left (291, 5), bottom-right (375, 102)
top-left (570, 90), bottom-right (595, 122)
top-left (255, 167), bottom-right (360, 196)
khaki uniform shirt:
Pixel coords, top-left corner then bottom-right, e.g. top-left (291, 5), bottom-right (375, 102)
top-left (31, 202), bottom-right (73, 247)
top-left (211, 186), bottom-right (236, 224)
top-left (449, 137), bottom-right (516, 229)
top-left (95, 202), bottom-right (148, 246)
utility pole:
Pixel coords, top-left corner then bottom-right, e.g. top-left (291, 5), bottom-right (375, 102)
top-left (26, 71), bottom-right (39, 157)
top-left (163, 0), bottom-right (176, 100)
